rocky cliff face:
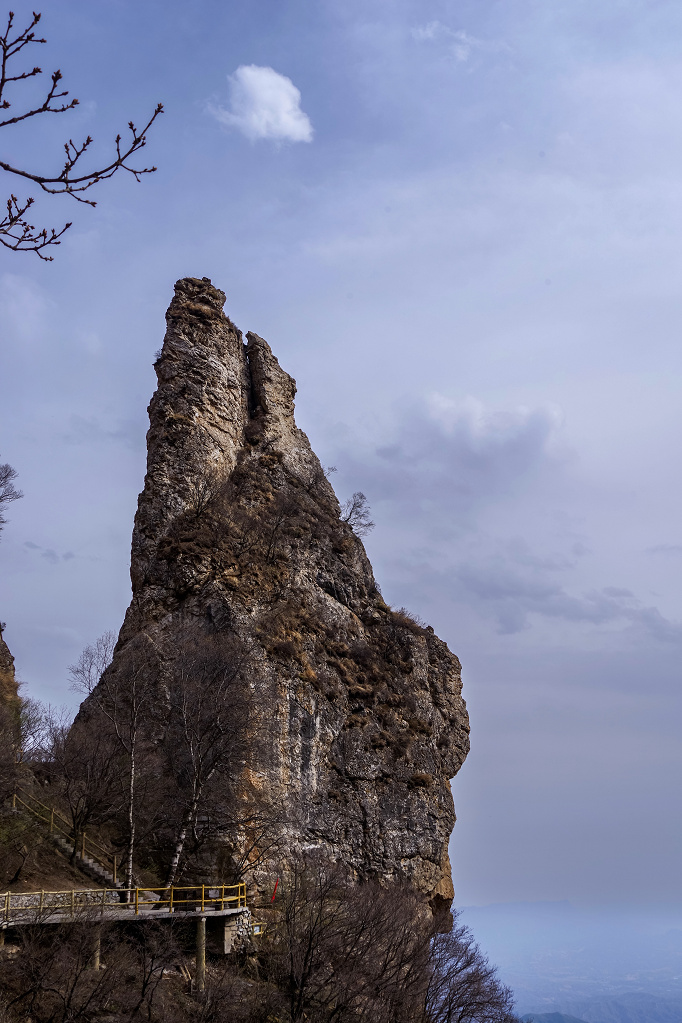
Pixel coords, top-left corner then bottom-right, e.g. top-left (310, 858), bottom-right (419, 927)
top-left (109, 277), bottom-right (469, 920)
top-left (0, 626), bottom-right (19, 710)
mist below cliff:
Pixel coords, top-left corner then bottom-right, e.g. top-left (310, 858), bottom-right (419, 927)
top-left (460, 901), bottom-right (682, 1022)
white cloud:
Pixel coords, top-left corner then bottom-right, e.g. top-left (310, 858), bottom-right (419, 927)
top-left (411, 21), bottom-right (508, 63)
top-left (426, 393), bottom-right (563, 457)
top-left (209, 65), bottom-right (313, 143)
top-left (411, 21), bottom-right (444, 43)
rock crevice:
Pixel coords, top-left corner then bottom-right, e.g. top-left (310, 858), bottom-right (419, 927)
top-left (108, 277), bottom-right (470, 921)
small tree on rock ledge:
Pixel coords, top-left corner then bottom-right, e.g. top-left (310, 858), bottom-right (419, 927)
top-left (341, 491), bottom-right (375, 538)
top-left (0, 458), bottom-right (22, 538)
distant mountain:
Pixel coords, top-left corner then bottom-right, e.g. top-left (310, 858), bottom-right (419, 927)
top-left (522, 1014), bottom-right (590, 1023)
top-left (458, 902), bottom-right (682, 1017)
top-left (524, 993), bottom-right (682, 1023)
top-left (559, 992), bottom-right (682, 1023)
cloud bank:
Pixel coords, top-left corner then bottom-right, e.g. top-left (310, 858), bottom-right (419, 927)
top-left (209, 65), bottom-right (313, 143)
top-left (336, 393), bottom-right (562, 518)
top-left (323, 392), bottom-right (682, 644)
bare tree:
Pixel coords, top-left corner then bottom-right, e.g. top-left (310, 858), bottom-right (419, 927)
top-left (424, 920), bottom-right (519, 1023)
top-left (265, 859), bottom-right (520, 1023)
top-left (16, 694), bottom-right (46, 762)
top-left (44, 706), bottom-right (121, 862)
top-left (265, 861), bottom-right (431, 1023)
top-left (71, 631), bottom-right (157, 895)
top-left (0, 690), bottom-right (44, 800)
top-left (160, 633), bottom-right (251, 888)
top-left (0, 804), bottom-right (44, 885)
top-left (0, 693), bottom-right (48, 887)
top-left (0, 702), bottom-right (18, 801)
top-left (187, 463), bottom-right (229, 519)
top-left (0, 458), bottom-right (22, 538)
top-left (340, 491), bottom-right (375, 537)
top-left (0, 10), bottom-right (162, 259)
top-left (68, 630), bottom-right (116, 695)
top-left (215, 804), bottom-right (285, 886)
top-left (1, 917), bottom-right (180, 1023)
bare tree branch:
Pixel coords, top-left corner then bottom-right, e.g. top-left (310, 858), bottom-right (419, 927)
top-left (68, 630), bottom-right (116, 696)
top-left (341, 490), bottom-right (375, 537)
top-left (0, 10), bottom-right (162, 260)
top-left (0, 457), bottom-right (22, 535)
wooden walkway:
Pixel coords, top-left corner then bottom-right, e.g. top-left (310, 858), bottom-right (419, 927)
top-left (1, 883), bottom-right (247, 929)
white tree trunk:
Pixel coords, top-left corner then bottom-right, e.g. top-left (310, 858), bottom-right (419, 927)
top-left (165, 794), bottom-right (199, 889)
top-left (125, 746), bottom-right (136, 899)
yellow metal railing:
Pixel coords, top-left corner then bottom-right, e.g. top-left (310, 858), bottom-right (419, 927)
top-left (1, 883), bottom-right (246, 926)
top-left (12, 788), bottom-right (118, 882)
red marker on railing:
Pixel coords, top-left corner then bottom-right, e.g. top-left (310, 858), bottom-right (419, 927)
top-left (271, 878), bottom-right (279, 902)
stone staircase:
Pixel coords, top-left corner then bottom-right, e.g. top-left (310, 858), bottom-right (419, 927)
top-left (12, 787), bottom-right (154, 895)
top-left (51, 835), bottom-right (159, 899)
top-left (51, 834), bottom-right (124, 889)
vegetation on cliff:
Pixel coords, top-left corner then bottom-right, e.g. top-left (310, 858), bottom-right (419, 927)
top-left (0, 278), bottom-right (518, 1022)
top-left (0, 863), bottom-right (518, 1023)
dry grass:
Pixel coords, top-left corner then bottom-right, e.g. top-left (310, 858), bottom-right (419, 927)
top-left (1, 836), bottom-right (97, 893)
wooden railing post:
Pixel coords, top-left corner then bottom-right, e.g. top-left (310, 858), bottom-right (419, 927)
top-left (135, 888), bottom-right (139, 916)
top-left (169, 887), bottom-right (174, 913)
top-left (113, 857), bottom-right (117, 885)
top-left (201, 885), bottom-right (205, 913)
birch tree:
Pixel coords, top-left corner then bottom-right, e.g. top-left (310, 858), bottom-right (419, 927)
top-left (70, 631), bottom-right (158, 895)
top-left (161, 634), bottom-right (251, 888)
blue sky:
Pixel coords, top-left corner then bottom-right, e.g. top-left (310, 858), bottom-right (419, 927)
top-left (2, 0), bottom-right (682, 917)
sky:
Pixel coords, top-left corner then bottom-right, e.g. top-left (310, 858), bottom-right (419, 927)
top-left (1, 0), bottom-right (682, 925)
top-left (460, 900), bottom-right (682, 1016)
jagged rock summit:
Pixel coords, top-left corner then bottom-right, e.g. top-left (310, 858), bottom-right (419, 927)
top-left (111, 277), bottom-right (469, 919)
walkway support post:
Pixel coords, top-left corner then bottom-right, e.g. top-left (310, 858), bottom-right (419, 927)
top-left (196, 917), bottom-right (206, 994)
top-left (91, 928), bottom-right (101, 970)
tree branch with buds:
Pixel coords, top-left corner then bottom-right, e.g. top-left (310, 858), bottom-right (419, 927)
top-left (0, 10), bottom-right (162, 260)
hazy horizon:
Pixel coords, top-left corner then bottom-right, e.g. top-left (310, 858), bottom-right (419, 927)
top-left (458, 899), bottom-right (682, 1018)
top-left (2, 0), bottom-right (682, 947)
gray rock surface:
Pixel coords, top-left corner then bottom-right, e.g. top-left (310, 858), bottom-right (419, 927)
top-left (0, 624), bottom-right (19, 710)
top-left (107, 277), bottom-right (470, 921)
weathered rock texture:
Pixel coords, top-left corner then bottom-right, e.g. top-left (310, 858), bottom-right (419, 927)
top-left (0, 626), bottom-right (19, 710)
top-left (110, 277), bottom-right (469, 918)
